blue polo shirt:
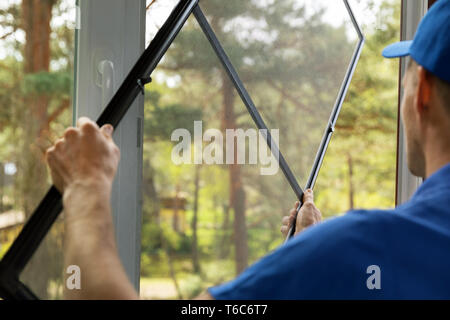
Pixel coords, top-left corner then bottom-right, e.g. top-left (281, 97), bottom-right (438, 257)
top-left (209, 163), bottom-right (450, 299)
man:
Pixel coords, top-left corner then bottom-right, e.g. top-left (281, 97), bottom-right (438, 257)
top-left (46, 0), bottom-right (450, 299)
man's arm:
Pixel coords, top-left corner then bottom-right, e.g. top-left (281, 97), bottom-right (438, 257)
top-left (62, 180), bottom-right (138, 299)
top-left (46, 117), bottom-right (138, 299)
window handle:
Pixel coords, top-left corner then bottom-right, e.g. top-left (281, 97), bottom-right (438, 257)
top-left (97, 60), bottom-right (115, 112)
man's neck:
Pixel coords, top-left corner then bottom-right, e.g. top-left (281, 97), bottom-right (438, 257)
top-left (424, 143), bottom-right (450, 179)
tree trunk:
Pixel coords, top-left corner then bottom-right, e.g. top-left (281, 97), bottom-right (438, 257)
top-left (143, 159), bottom-right (160, 224)
top-left (221, 72), bottom-right (248, 275)
top-left (172, 184), bottom-right (180, 233)
top-left (347, 153), bottom-right (355, 210)
top-left (22, 0), bottom-right (53, 75)
top-left (191, 165), bottom-right (201, 274)
top-left (218, 203), bottom-right (230, 259)
top-left (21, 0), bottom-right (54, 213)
top-left (19, 0), bottom-right (56, 298)
top-left (232, 175), bottom-right (247, 274)
top-left (161, 237), bottom-right (183, 300)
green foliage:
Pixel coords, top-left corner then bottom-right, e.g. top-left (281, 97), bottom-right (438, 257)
top-left (141, 222), bottom-right (193, 254)
top-left (145, 103), bottom-right (203, 141)
top-left (21, 71), bottom-right (72, 96)
top-left (141, 223), bottom-right (163, 255)
top-left (180, 274), bottom-right (203, 298)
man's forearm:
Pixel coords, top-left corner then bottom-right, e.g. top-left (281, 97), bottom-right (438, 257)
top-left (63, 181), bottom-right (138, 299)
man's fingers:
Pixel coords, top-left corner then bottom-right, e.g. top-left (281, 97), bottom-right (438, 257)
top-left (64, 127), bottom-right (79, 141)
top-left (283, 197), bottom-right (317, 237)
top-left (45, 145), bottom-right (55, 158)
top-left (77, 116), bottom-right (94, 128)
top-left (54, 138), bottom-right (65, 151)
top-left (100, 124), bottom-right (114, 139)
top-left (77, 117), bottom-right (99, 133)
top-left (289, 207), bottom-right (297, 217)
top-left (282, 215), bottom-right (290, 226)
top-left (315, 207), bottom-right (322, 222)
top-left (289, 215), bottom-right (296, 227)
top-left (303, 189), bottom-right (314, 204)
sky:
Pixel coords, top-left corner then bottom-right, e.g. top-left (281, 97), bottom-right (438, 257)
top-left (144, 0), bottom-right (383, 43)
top-left (0, 0), bottom-right (386, 67)
top-left (142, 0), bottom-right (382, 87)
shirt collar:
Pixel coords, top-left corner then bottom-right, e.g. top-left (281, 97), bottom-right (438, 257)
top-left (412, 162), bottom-right (450, 199)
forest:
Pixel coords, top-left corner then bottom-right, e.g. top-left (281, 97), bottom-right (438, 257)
top-left (0, 0), bottom-right (400, 299)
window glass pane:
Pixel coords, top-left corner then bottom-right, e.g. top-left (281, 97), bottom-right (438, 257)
top-left (0, 0), bottom-right (76, 299)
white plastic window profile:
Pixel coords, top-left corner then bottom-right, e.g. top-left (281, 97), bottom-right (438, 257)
top-left (74, 0), bottom-right (146, 291)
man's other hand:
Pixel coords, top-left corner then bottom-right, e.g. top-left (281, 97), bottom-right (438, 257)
top-left (281, 189), bottom-right (322, 238)
top-left (45, 117), bottom-right (120, 193)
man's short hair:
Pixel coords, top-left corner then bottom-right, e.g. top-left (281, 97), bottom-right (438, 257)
top-left (434, 76), bottom-right (450, 115)
top-left (408, 58), bottom-right (450, 114)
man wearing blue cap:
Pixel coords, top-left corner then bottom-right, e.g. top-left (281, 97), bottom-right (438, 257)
top-left (45, 0), bottom-right (450, 299)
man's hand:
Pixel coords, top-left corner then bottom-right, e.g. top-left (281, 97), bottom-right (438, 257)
top-left (46, 117), bottom-right (120, 194)
top-left (45, 117), bottom-right (138, 300)
top-left (281, 189), bottom-right (322, 238)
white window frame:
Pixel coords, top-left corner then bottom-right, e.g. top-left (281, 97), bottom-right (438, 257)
top-left (396, 0), bottom-right (428, 205)
top-left (74, 0), bottom-right (146, 291)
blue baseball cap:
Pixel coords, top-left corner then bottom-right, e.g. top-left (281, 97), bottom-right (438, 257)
top-left (382, 0), bottom-right (450, 83)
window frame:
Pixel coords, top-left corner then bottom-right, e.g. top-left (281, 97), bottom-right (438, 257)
top-left (74, 0), bottom-right (146, 291)
top-left (395, 0), bottom-right (429, 205)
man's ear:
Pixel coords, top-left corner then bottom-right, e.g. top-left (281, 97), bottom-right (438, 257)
top-left (415, 66), bottom-right (432, 117)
